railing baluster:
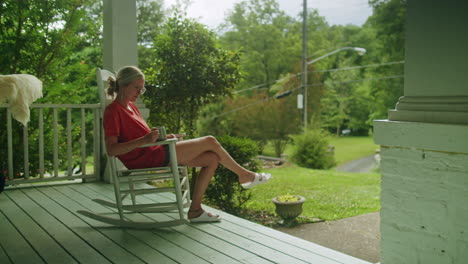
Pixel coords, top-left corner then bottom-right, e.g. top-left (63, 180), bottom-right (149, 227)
top-left (7, 109), bottom-right (13, 180)
top-left (67, 108), bottom-right (72, 176)
top-left (81, 109), bottom-right (86, 176)
top-left (23, 124), bottom-right (29, 178)
top-left (2, 103), bottom-right (101, 184)
top-left (94, 109), bottom-right (100, 179)
top-left (39, 108), bottom-right (44, 178)
top-left (53, 108), bottom-right (59, 177)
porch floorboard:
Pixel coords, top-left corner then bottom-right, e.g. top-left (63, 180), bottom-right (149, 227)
top-left (0, 182), bottom-right (371, 264)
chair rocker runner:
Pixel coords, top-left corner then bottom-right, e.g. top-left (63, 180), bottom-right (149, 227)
top-left (78, 138), bottom-right (191, 228)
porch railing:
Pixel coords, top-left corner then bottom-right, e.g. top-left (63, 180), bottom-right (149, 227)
top-left (1, 103), bottom-right (102, 185)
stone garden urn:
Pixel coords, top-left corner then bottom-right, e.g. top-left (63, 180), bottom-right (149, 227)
top-left (272, 195), bottom-right (306, 225)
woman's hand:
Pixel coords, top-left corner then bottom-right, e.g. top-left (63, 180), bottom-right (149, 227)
top-left (143, 128), bottom-right (160, 144)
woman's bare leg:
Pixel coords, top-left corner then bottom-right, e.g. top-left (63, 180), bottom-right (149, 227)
top-left (175, 136), bottom-right (255, 184)
top-left (184, 151), bottom-right (220, 219)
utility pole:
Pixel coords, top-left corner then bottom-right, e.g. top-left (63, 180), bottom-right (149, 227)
top-left (302, 0), bottom-right (308, 131)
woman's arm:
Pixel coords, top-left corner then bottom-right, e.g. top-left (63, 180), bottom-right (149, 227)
top-left (105, 129), bottom-right (160, 156)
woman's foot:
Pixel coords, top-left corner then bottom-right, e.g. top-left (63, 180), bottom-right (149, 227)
top-left (188, 208), bottom-right (221, 222)
top-left (240, 172), bottom-right (271, 189)
top-left (239, 172), bottom-right (258, 185)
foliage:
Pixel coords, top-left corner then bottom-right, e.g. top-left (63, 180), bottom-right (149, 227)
top-left (203, 135), bottom-right (260, 215)
top-left (276, 194), bottom-right (299, 202)
top-left (220, 0), bottom-right (295, 91)
top-left (363, 0), bottom-right (406, 123)
top-left (136, 0), bottom-right (165, 45)
top-left (0, 0), bottom-right (101, 179)
top-left (0, 0), bottom-right (100, 80)
top-left (144, 15), bottom-right (241, 137)
top-left (290, 129), bottom-right (335, 169)
top-left (262, 135), bottom-right (378, 167)
top-left (197, 101), bottom-right (233, 137)
top-left (320, 57), bottom-right (361, 135)
top-left (217, 0), bottom-right (406, 137)
top-left (0, 0), bottom-right (407, 185)
top-left (137, 0), bottom-right (165, 70)
top-left (200, 72), bottom-right (304, 155)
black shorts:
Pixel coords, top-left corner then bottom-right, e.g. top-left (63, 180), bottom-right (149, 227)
top-left (162, 145), bottom-right (170, 166)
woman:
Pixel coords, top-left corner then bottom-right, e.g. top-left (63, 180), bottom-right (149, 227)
top-left (103, 66), bottom-right (271, 222)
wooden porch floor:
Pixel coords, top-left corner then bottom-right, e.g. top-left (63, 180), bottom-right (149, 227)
top-left (0, 182), bottom-right (371, 264)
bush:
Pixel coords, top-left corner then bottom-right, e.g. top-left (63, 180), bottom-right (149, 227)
top-left (203, 135), bottom-right (260, 215)
top-left (291, 129), bottom-right (335, 169)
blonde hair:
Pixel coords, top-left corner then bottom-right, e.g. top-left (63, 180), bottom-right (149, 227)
top-left (107, 66), bottom-right (144, 96)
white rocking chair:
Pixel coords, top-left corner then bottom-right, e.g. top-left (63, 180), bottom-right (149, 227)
top-left (77, 68), bottom-right (191, 228)
top-left (78, 138), bottom-right (191, 228)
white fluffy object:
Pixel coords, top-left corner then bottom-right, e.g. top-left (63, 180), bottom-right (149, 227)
top-left (0, 74), bottom-right (43, 126)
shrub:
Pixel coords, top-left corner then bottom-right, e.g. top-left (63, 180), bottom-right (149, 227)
top-left (291, 129), bottom-right (335, 169)
top-left (203, 135), bottom-right (260, 215)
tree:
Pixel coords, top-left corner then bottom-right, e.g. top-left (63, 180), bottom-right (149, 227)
top-left (136, 0), bottom-right (165, 45)
top-left (144, 15), bottom-right (241, 137)
top-left (219, 4), bottom-right (337, 138)
top-left (197, 102), bottom-right (233, 137)
top-left (211, 72), bottom-right (302, 156)
top-left (0, 0), bottom-right (102, 179)
top-left (320, 58), bottom-right (360, 135)
top-left (220, 0), bottom-right (294, 92)
top-left (0, 0), bottom-right (98, 81)
top-left (137, 0), bottom-right (166, 70)
top-left (364, 0), bottom-right (406, 122)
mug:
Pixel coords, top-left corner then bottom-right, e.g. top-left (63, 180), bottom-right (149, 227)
top-left (156, 126), bottom-right (167, 140)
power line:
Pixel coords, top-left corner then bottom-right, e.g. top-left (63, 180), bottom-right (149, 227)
top-left (210, 74), bottom-right (404, 120)
top-left (214, 97), bottom-right (274, 118)
top-left (307, 74), bottom-right (405, 87)
top-left (310, 60), bottom-right (405, 74)
top-left (233, 60), bottom-right (405, 94)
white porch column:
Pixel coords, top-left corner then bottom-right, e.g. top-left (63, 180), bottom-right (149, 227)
top-left (102, 0), bottom-right (148, 119)
top-left (103, 0), bottom-right (138, 71)
top-left (101, 0), bottom-right (148, 182)
top-left (374, 1), bottom-right (468, 263)
top-left (104, 0), bottom-right (149, 119)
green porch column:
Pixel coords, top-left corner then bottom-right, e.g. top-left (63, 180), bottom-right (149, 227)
top-left (387, 0), bottom-right (468, 124)
top-left (374, 1), bottom-right (468, 263)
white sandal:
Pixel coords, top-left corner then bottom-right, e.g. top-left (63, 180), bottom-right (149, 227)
top-left (189, 211), bottom-right (221, 223)
top-left (241, 173), bottom-right (272, 189)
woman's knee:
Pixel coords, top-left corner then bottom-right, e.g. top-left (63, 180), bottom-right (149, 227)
top-left (202, 135), bottom-right (220, 147)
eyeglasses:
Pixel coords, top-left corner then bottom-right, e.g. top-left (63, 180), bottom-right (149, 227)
top-left (134, 86), bottom-right (147, 95)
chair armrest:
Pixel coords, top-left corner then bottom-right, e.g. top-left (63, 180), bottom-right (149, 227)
top-left (174, 133), bottom-right (186, 140)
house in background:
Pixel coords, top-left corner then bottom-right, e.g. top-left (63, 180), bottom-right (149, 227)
top-left (374, 0), bottom-right (468, 263)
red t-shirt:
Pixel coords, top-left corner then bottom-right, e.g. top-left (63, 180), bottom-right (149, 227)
top-left (103, 101), bottom-right (166, 169)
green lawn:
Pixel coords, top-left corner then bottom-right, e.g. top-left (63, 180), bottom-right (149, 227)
top-left (249, 164), bottom-right (381, 221)
top-left (262, 135), bottom-right (379, 166)
top-left (329, 136), bottom-right (379, 166)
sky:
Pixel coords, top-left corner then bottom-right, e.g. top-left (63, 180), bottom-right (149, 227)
top-left (163, 0), bottom-right (373, 30)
